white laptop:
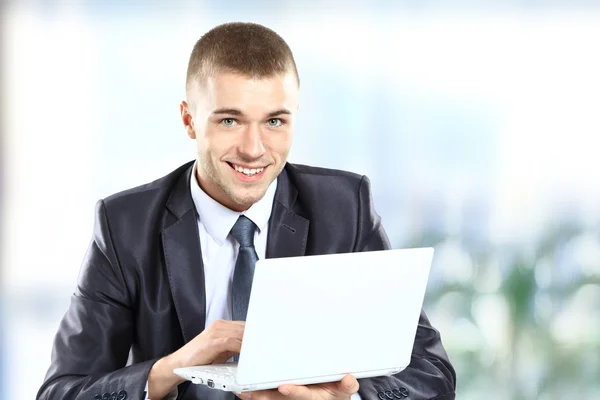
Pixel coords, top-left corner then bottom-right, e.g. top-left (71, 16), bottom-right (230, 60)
top-left (174, 247), bottom-right (434, 393)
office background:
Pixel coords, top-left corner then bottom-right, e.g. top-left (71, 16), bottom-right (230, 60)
top-left (1, 1), bottom-right (599, 399)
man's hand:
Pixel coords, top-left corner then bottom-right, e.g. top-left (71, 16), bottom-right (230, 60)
top-left (172, 319), bottom-right (245, 366)
top-left (235, 374), bottom-right (359, 400)
top-left (148, 320), bottom-right (245, 399)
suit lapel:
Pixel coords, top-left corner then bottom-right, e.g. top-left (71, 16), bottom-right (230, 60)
top-left (266, 166), bottom-right (310, 259)
top-left (160, 163), bottom-right (310, 345)
top-left (162, 164), bottom-right (206, 344)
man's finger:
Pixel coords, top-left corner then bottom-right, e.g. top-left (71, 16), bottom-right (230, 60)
top-left (212, 350), bottom-right (238, 364)
top-left (278, 375), bottom-right (358, 399)
top-left (208, 337), bottom-right (242, 359)
top-left (336, 375), bottom-right (359, 395)
top-left (245, 388), bottom-right (282, 400)
top-left (278, 384), bottom-right (313, 399)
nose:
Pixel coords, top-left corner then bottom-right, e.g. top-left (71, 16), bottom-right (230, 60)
top-left (238, 123), bottom-right (266, 160)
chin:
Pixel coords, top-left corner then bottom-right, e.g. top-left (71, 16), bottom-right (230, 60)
top-left (234, 193), bottom-right (265, 207)
top-left (230, 188), bottom-right (268, 207)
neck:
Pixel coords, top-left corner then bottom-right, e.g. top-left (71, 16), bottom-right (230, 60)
top-left (194, 170), bottom-right (251, 212)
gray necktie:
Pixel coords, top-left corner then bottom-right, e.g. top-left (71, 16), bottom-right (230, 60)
top-left (231, 215), bottom-right (259, 323)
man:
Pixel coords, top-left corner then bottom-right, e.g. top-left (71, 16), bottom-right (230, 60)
top-left (37, 22), bottom-right (455, 400)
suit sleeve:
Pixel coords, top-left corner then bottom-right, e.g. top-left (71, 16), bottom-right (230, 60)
top-left (353, 176), bottom-right (456, 400)
top-left (37, 200), bottom-right (158, 400)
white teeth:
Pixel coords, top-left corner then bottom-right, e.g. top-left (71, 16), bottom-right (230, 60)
top-left (233, 164), bottom-right (264, 176)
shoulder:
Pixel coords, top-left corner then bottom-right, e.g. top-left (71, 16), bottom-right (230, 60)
top-left (100, 160), bottom-right (193, 217)
top-left (284, 162), bottom-right (367, 192)
top-left (283, 163), bottom-right (384, 252)
top-left (283, 162), bottom-right (373, 211)
top-left (285, 162), bottom-right (362, 179)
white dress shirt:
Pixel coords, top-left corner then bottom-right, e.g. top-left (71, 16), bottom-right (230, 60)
top-left (190, 167), bottom-right (276, 329)
top-left (146, 164), bottom-right (360, 400)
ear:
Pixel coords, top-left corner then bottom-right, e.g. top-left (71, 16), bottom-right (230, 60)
top-left (180, 101), bottom-right (196, 139)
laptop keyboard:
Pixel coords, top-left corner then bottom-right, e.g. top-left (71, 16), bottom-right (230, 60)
top-left (200, 365), bottom-right (238, 378)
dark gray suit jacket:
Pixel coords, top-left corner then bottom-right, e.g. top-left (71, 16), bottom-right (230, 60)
top-left (37, 161), bottom-right (456, 400)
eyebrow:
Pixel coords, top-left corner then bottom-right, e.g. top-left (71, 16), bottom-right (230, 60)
top-left (211, 108), bottom-right (292, 118)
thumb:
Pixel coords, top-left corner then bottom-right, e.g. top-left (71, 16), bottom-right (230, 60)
top-left (337, 375), bottom-right (359, 395)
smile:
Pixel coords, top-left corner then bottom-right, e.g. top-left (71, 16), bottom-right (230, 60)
top-left (228, 162), bottom-right (267, 177)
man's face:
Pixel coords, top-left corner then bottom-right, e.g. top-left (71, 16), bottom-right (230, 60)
top-left (181, 70), bottom-right (298, 211)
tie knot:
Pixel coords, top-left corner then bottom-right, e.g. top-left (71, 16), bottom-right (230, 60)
top-left (231, 215), bottom-right (257, 248)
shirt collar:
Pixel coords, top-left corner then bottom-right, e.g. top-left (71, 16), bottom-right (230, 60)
top-left (189, 162), bottom-right (277, 245)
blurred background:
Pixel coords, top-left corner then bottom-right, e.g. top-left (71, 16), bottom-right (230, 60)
top-left (2, 0), bottom-right (600, 399)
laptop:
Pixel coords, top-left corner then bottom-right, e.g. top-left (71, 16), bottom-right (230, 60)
top-left (173, 247), bottom-right (434, 393)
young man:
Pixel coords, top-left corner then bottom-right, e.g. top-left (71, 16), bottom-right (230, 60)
top-left (37, 22), bottom-right (456, 400)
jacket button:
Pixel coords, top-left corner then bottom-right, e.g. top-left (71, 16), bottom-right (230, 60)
top-left (117, 390), bottom-right (128, 400)
top-left (399, 387), bottom-right (409, 397)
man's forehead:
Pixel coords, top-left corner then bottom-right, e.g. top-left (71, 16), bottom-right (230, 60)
top-left (205, 71), bottom-right (297, 92)
top-left (193, 71), bottom-right (298, 111)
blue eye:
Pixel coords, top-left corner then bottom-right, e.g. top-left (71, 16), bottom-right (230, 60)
top-left (267, 118), bottom-right (282, 127)
top-left (221, 119), bottom-right (237, 127)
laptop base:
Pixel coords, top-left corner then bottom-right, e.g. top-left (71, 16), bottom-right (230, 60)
top-left (174, 364), bottom-right (403, 392)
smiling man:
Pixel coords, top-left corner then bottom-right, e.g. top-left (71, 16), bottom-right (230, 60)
top-left (37, 23), bottom-right (456, 400)
top-left (185, 68), bottom-right (297, 212)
